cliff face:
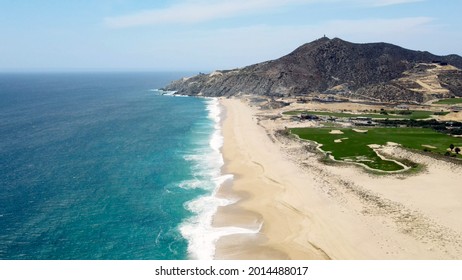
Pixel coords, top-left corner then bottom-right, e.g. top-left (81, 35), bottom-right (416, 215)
top-left (163, 37), bottom-right (462, 103)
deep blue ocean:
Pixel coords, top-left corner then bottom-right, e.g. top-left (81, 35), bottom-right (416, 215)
top-left (0, 72), bottom-right (227, 260)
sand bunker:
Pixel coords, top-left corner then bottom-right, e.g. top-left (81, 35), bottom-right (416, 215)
top-left (422, 144), bottom-right (437, 149)
top-left (387, 142), bottom-right (400, 146)
top-left (329, 130), bottom-right (344, 134)
top-left (353, 129), bottom-right (368, 133)
top-left (335, 137), bottom-right (349, 143)
top-left (368, 144), bottom-right (381, 149)
top-left (446, 146), bottom-right (462, 152)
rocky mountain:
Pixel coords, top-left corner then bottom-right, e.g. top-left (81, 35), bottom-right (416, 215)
top-left (163, 37), bottom-right (462, 103)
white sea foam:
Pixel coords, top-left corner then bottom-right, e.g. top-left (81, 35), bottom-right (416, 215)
top-left (179, 97), bottom-right (260, 260)
top-left (149, 89), bottom-right (178, 96)
top-left (180, 173), bottom-right (262, 260)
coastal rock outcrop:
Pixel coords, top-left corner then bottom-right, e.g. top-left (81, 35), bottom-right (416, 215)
top-left (163, 37), bottom-right (462, 103)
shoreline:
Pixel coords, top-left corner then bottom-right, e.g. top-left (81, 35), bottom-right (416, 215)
top-left (213, 98), bottom-right (331, 259)
top-left (179, 97), bottom-right (262, 260)
top-left (212, 97), bottom-right (462, 260)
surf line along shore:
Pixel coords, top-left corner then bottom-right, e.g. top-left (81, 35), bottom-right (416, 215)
top-left (211, 97), bottom-right (462, 260)
top-left (212, 97), bottom-right (332, 259)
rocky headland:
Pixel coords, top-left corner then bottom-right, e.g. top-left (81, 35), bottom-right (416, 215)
top-left (163, 37), bottom-right (462, 103)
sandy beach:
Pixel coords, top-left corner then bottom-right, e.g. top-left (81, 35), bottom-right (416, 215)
top-left (213, 98), bottom-right (462, 260)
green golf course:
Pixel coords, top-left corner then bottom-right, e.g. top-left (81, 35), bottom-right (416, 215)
top-left (291, 127), bottom-right (462, 171)
top-left (283, 110), bottom-right (449, 120)
top-left (433, 98), bottom-right (462, 105)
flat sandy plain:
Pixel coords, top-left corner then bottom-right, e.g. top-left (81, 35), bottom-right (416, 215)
top-left (213, 98), bottom-right (462, 259)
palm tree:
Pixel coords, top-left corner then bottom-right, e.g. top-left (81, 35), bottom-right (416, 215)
top-left (455, 147), bottom-right (461, 155)
top-left (450, 144), bottom-right (455, 151)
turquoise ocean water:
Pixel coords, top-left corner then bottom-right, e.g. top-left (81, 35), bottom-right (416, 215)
top-left (0, 73), bottom-right (231, 259)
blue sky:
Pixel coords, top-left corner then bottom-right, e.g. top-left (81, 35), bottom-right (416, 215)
top-left (0, 0), bottom-right (461, 72)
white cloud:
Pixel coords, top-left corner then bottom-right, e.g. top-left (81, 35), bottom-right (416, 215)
top-left (104, 0), bottom-right (317, 28)
top-left (104, 0), bottom-right (426, 28)
top-left (368, 0), bottom-right (424, 7)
